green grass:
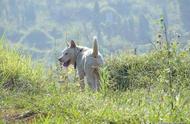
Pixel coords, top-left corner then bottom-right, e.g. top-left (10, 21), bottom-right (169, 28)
top-left (0, 37), bottom-right (190, 123)
top-left (1, 84), bottom-right (190, 123)
top-left (106, 48), bottom-right (190, 91)
top-left (0, 37), bottom-right (44, 92)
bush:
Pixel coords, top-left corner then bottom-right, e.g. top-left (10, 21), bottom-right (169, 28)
top-left (106, 47), bottom-right (190, 91)
top-left (0, 37), bottom-right (44, 92)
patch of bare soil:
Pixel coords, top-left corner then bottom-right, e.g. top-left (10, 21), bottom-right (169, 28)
top-left (3, 111), bottom-right (37, 123)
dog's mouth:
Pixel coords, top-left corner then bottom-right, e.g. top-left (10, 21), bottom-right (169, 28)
top-left (62, 59), bottom-right (71, 67)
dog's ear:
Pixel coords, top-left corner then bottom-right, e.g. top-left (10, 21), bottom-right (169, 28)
top-left (70, 40), bottom-right (76, 48)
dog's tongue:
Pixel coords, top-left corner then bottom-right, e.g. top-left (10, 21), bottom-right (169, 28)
top-left (63, 62), bottom-right (69, 67)
top-left (62, 60), bottom-right (70, 67)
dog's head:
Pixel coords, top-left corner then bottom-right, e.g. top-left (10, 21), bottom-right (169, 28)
top-left (58, 40), bottom-right (77, 67)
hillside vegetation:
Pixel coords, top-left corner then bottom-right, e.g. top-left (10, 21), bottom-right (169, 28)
top-left (0, 37), bottom-right (190, 123)
top-left (0, 37), bottom-right (44, 92)
top-left (107, 47), bottom-right (190, 90)
top-left (1, 0), bottom-right (190, 61)
top-left (1, 0), bottom-right (190, 123)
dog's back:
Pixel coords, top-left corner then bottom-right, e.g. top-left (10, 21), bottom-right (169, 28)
top-left (82, 37), bottom-right (103, 66)
top-left (81, 37), bottom-right (104, 91)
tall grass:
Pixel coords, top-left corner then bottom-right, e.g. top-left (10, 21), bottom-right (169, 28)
top-left (0, 35), bottom-right (190, 123)
top-left (0, 37), bottom-right (44, 92)
top-left (1, 83), bottom-right (190, 123)
top-left (106, 47), bottom-right (190, 91)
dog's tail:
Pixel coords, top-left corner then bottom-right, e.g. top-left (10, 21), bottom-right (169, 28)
top-left (92, 36), bottom-right (98, 58)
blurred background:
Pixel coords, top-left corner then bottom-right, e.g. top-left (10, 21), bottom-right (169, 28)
top-left (0, 0), bottom-right (189, 64)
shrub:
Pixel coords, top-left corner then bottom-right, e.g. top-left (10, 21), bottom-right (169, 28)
top-left (106, 47), bottom-right (190, 91)
top-left (0, 37), bottom-right (44, 92)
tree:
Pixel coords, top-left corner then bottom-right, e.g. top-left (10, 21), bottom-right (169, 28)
top-left (124, 17), bottom-right (136, 43)
top-left (138, 15), bottom-right (150, 44)
top-left (92, 1), bottom-right (101, 40)
top-left (178, 0), bottom-right (190, 31)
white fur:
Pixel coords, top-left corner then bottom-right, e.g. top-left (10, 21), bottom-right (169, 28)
top-left (59, 38), bottom-right (104, 91)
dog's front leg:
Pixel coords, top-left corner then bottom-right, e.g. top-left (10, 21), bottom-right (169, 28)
top-left (79, 73), bottom-right (85, 91)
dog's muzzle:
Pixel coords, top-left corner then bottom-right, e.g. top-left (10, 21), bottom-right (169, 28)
top-left (58, 57), bottom-right (63, 62)
top-left (58, 57), bottom-right (71, 67)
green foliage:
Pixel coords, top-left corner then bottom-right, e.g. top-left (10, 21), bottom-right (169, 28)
top-left (1, 84), bottom-right (190, 123)
top-left (0, 37), bottom-right (44, 92)
top-left (106, 46), bottom-right (190, 91)
top-left (0, 36), bottom-right (190, 123)
top-left (1, 0), bottom-right (188, 62)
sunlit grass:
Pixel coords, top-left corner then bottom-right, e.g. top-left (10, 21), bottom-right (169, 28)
top-left (0, 37), bottom-right (190, 123)
top-left (0, 37), bottom-right (44, 92)
top-left (1, 84), bottom-right (190, 123)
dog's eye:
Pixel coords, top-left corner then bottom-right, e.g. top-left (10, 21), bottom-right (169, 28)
top-left (65, 53), bottom-right (68, 55)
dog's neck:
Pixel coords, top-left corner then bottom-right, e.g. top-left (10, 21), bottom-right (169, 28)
top-left (74, 47), bottom-right (83, 69)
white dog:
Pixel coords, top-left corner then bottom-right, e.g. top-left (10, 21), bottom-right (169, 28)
top-left (58, 37), bottom-right (104, 91)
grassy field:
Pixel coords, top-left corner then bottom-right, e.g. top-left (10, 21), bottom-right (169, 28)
top-left (0, 37), bottom-right (190, 124)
